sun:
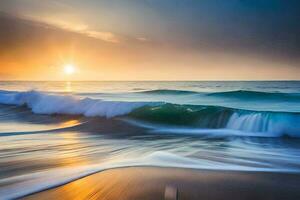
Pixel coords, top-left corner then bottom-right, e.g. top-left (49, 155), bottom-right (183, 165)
top-left (64, 64), bottom-right (75, 75)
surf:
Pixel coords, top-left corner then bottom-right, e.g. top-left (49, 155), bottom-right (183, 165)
top-left (0, 90), bottom-right (300, 137)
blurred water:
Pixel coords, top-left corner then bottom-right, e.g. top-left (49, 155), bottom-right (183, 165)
top-left (0, 81), bottom-right (300, 199)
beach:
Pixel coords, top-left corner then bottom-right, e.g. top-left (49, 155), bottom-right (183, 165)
top-left (0, 81), bottom-right (300, 199)
top-left (1, 0), bottom-right (300, 198)
top-left (23, 167), bottom-right (300, 200)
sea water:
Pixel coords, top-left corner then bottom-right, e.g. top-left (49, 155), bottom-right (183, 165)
top-left (0, 81), bottom-right (300, 199)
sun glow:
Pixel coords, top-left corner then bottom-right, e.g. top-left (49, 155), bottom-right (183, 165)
top-left (64, 64), bottom-right (75, 75)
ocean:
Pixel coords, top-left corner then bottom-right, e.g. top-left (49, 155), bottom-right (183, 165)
top-left (0, 81), bottom-right (300, 199)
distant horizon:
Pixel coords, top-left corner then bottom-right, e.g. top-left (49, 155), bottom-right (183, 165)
top-left (1, 79), bottom-right (300, 82)
top-left (1, 2), bottom-right (300, 199)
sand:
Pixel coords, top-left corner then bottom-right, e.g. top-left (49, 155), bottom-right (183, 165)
top-left (23, 167), bottom-right (300, 200)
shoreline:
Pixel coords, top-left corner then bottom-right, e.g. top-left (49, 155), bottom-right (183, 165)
top-left (23, 166), bottom-right (300, 200)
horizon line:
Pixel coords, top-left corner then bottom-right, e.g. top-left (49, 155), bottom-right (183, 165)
top-left (0, 80), bottom-right (299, 82)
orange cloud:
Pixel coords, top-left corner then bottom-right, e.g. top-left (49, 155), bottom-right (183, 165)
top-left (84, 31), bottom-right (119, 43)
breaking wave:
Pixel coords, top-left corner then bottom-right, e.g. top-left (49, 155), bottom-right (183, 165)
top-left (0, 90), bottom-right (299, 137)
top-left (0, 90), bottom-right (154, 118)
top-left (129, 104), bottom-right (300, 137)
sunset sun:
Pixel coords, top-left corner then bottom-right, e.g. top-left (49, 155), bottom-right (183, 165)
top-left (64, 64), bottom-right (75, 75)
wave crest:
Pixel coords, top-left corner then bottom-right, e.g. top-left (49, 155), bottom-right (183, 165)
top-left (129, 104), bottom-right (300, 137)
top-left (208, 90), bottom-right (300, 101)
top-left (0, 90), bottom-right (154, 118)
top-left (0, 90), bottom-right (300, 137)
top-left (134, 89), bottom-right (300, 102)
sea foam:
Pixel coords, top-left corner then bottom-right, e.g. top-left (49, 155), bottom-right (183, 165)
top-left (0, 90), bottom-right (300, 137)
top-left (0, 151), bottom-right (296, 199)
top-left (0, 90), bottom-right (152, 118)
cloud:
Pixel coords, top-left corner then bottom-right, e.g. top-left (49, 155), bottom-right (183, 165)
top-left (136, 37), bottom-right (148, 42)
top-left (84, 30), bottom-right (119, 43)
top-left (45, 22), bottom-right (120, 43)
top-left (19, 14), bottom-right (120, 44)
top-left (52, 23), bottom-right (120, 43)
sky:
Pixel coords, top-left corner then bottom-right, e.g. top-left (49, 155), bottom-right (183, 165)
top-left (0, 0), bottom-right (299, 80)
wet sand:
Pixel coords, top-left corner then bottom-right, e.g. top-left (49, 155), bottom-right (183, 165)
top-left (23, 167), bottom-right (300, 200)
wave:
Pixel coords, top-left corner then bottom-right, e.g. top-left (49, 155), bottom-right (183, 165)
top-left (129, 104), bottom-right (300, 137)
top-left (2, 150), bottom-right (295, 200)
top-left (208, 90), bottom-right (300, 101)
top-left (134, 89), bottom-right (300, 101)
top-left (0, 121), bottom-right (85, 137)
top-left (0, 90), bottom-right (299, 137)
top-left (0, 90), bottom-right (155, 118)
top-left (137, 89), bottom-right (198, 95)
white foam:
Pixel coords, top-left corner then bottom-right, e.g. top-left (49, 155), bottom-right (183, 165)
top-left (122, 119), bottom-right (292, 138)
top-left (0, 90), bottom-right (153, 118)
top-left (150, 128), bottom-right (278, 137)
top-left (0, 90), bottom-right (299, 137)
top-left (226, 112), bottom-right (300, 137)
top-left (1, 151), bottom-right (298, 199)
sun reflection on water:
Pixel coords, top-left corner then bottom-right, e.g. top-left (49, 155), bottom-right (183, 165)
top-left (59, 119), bottom-right (81, 128)
top-left (64, 81), bottom-right (72, 92)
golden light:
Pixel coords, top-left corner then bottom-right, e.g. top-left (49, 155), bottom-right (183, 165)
top-left (64, 64), bottom-right (75, 75)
